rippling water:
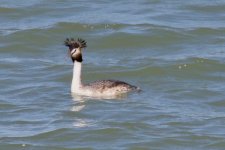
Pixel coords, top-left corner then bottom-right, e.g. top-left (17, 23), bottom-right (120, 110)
top-left (1, 0), bottom-right (225, 149)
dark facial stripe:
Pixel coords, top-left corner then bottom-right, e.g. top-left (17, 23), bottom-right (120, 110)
top-left (71, 49), bottom-right (76, 56)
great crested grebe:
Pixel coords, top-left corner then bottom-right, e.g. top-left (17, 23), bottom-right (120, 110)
top-left (64, 38), bottom-right (139, 97)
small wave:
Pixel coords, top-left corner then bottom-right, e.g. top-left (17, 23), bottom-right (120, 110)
top-left (70, 105), bottom-right (85, 112)
top-left (185, 4), bottom-right (225, 13)
top-left (0, 7), bottom-right (19, 13)
top-left (187, 27), bottom-right (225, 36)
top-left (0, 0), bottom-right (41, 8)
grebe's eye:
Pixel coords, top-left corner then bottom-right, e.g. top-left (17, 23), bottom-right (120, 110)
top-left (71, 48), bottom-right (76, 55)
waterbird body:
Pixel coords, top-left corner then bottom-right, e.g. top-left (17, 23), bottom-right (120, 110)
top-left (64, 38), bottom-right (139, 98)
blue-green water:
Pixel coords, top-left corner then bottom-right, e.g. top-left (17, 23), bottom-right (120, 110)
top-left (1, 0), bottom-right (225, 149)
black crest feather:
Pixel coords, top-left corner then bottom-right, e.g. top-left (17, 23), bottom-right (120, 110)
top-left (64, 38), bottom-right (87, 49)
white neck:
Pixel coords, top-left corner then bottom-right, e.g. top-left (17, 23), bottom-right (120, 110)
top-left (71, 60), bottom-right (83, 93)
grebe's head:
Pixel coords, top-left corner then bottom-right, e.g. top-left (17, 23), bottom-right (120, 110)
top-left (64, 38), bottom-right (87, 62)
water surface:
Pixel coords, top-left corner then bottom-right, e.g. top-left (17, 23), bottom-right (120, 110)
top-left (1, 0), bottom-right (225, 150)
